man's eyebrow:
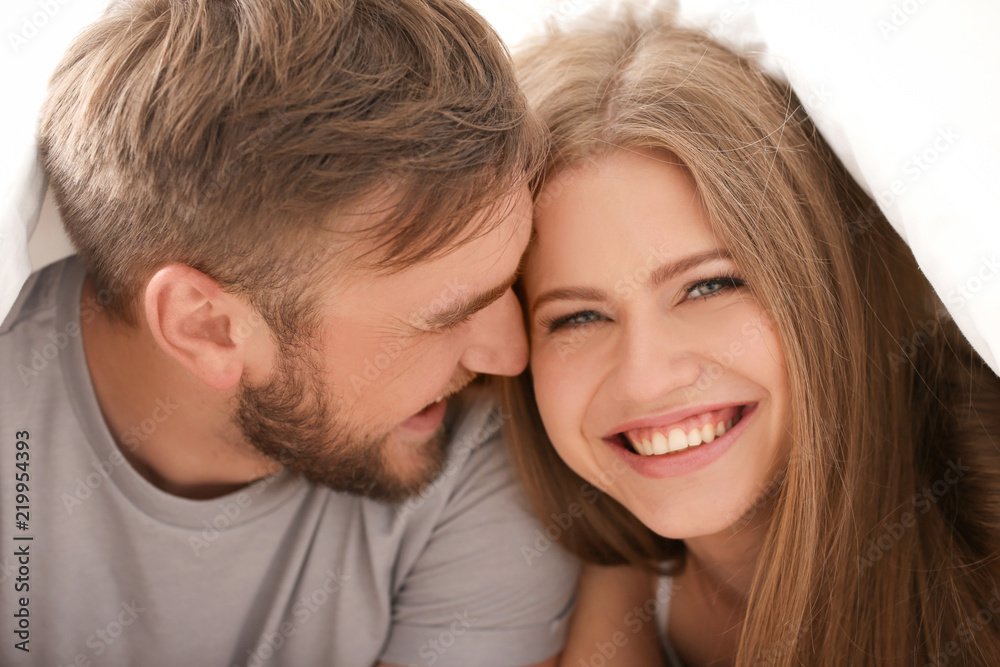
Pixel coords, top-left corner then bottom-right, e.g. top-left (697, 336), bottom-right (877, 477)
top-left (530, 250), bottom-right (732, 314)
top-left (424, 270), bottom-right (520, 329)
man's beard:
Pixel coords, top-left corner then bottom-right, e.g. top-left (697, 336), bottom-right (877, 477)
top-left (233, 341), bottom-right (452, 504)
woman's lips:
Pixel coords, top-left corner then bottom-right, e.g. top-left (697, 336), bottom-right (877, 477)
top-left (622, 404), bottom-right (745, 456)
top-left (603, 402), bottom-right (758, 478)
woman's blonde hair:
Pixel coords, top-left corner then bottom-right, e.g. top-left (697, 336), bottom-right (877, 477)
top-left (503, 9), bottom-right (1000, 665)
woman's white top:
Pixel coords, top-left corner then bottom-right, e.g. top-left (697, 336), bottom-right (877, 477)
top-left (657, 576), bottom-right (686, 667)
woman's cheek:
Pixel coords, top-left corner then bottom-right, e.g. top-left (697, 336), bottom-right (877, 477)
top-left (532, 344), bottom-right (590, 445)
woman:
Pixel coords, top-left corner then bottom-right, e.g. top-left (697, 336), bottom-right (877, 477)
top-left (502, 8), bottom-right (1000, 666)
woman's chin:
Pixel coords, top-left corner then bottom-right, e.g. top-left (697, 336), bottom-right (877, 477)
top-left (641, 512), bottom-right (743, 542)
top-left (612, 486), bottom-right (767, 542)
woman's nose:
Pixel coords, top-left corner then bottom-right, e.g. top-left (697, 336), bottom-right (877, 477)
top-left (605, 315), bottom-right (703, 406)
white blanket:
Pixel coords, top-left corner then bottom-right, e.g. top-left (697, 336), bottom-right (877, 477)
top-left (0, 0), bottom-right (106, 318)
top-left (677, 0), bottom-right (1000, 374)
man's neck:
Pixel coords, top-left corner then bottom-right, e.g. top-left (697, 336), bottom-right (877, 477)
top-left (79, 278), bottom-right (281, 499)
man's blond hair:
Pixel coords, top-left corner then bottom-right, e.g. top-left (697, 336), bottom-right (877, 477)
top-left (40, 0), bottom-right (543, 333)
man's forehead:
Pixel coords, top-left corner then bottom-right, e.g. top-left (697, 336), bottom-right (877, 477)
top-left (328, 191), bottom-right (530, 328)
top-left (325, 181), bottom-right (531, 270)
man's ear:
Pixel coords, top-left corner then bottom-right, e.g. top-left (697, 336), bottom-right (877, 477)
top-left (144, 265), bottom-right (257, 391)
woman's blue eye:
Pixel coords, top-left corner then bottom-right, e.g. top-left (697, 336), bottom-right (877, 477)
top-left (546, 310), bottom-right (605, 332)
top-left (685, 275), bottom-right (744, 300)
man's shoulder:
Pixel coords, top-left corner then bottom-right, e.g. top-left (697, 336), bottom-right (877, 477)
top-left (0, 255), bottom-right (80, 336)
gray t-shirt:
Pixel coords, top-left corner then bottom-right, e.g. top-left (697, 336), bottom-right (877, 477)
top-left (0, 256), bottom-right (577, 666)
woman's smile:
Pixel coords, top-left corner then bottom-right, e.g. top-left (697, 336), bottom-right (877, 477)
top-left (604, 402), bottom-right (758, 479)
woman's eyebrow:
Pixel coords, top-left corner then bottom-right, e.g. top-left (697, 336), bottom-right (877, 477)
top-left (648, 250), bottom-right (732, 288)
top-left (530, 249), bottom-right (732, 314)
top-left (531, 286), bottom-right (608, 313)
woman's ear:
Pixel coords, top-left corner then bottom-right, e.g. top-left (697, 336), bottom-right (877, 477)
top-left (143, 265), bottom-right (255, 391)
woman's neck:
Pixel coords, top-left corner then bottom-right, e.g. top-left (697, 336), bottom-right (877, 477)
top-left (666, 498), bottom-right (774, 666)
top-left (683, 518), bottom-right (767, 605)
top-left (684, 472), bottom-right (783, 602)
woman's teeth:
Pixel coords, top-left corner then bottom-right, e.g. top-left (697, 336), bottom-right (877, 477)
top-left (626, 418), bottom-right (735, 456)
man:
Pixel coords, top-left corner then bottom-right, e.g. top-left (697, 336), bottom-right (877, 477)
top-left (0, 0), bottom-right (577, 665)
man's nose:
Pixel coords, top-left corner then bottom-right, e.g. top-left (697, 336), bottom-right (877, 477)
top-left (459, 289), bottom-right (528, 377)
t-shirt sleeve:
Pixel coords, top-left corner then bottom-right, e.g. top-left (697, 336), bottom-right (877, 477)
top-left (379, 418), bottom-right (579, 667)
